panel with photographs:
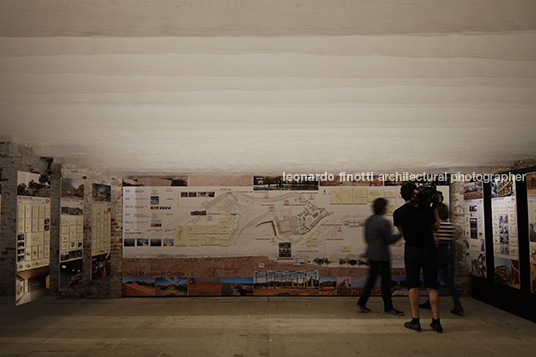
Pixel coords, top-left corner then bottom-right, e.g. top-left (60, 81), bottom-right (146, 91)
top-left (526, 171), bottom-right (536, 294)
top-left (122, 175), bottom-right (449, 298)
top-left (92, 184), bottom-right (111, 280)
top-left (59, 178), bottom-right (84, 291)
top-left (15, 171), bottom-right (51, 306)
top-left (491, 175), bottom-right (519, 289)
top-left (463, 181), bottom-right (486, 278)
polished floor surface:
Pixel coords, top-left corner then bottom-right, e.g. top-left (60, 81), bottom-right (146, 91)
top-left (0, 295), bottom-right (535, 357)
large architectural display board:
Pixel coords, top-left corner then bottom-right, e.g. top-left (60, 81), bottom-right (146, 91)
top-left (463, 181), bottom-right (486, 278)
top-left (527, 171), bottom-right (536, 294)
top-left (91, 184), bottom-right (111, 280)
top-left (59, 178), bottom-right (84, 290)
top-left (122, 175), bottom-right (449, 297)
top-left (491, 176), bottom-right (520, 289)
top-left (15, 172), bottom-right (51, 305)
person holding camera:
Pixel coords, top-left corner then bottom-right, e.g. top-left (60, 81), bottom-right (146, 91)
top-left (357, 198), bottom-right (404, 316)
top-left (394, 183), bottom-right (443, 333)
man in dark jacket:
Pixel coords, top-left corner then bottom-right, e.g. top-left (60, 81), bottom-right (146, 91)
top-left (357, 197), bottom-right (404, 316)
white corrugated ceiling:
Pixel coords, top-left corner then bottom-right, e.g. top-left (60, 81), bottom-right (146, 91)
top-left (1, 0), bottom-right (535, 176)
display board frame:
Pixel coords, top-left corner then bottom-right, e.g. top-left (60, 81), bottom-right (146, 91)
top-left (472, 167), bottom-right (536, 323)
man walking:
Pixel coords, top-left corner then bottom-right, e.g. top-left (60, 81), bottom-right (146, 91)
top-left (357, 198), bottom-right (404, 316)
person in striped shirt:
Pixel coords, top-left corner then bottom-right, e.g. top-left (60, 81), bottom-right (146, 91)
top-left (420, 203), bottom-right (464, 316)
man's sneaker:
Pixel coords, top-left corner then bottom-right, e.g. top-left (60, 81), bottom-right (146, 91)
top-left (430, 320), bottom-right (443, 333)
top-left (385, 307), bottom-right (404, 316)
top-left (357, 303), bottom-right (371, 313)
top-left (404, 320), bottom-right (421, 332)
top-left (451, 307), bottom-right (465, 317)
top-left (419, 300), bottom-right (431, 309)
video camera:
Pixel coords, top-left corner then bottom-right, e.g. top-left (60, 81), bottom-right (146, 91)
top-left (409, 183), bottom-right (443, 209)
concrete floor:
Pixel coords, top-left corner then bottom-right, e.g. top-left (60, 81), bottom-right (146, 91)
top-left (0, 296), bottom-right (535, 357)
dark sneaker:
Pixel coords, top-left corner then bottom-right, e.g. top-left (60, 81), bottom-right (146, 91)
top-left (430, 320), bottom-right (443, 333)
top-left (357, 303), bottom-right (371, 313)
top-left (385, 307), bottom-right (404, 316)
top-left (419, 300), bottom-right (431, 309)
top-left (451, 307), bottom-right (465, 317)
top-left (404, 321), bottom-right (421, 332)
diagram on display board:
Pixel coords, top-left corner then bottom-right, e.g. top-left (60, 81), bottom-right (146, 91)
top-left (463, 181), bottom-right (486, 278)
top-left (123, 178), bottom-right (409, 268)
top-left (526, 171), bottom-right (536, 294)
top-left (59, 178), bottom-right (84, 291)
top-left (491, 176), bottom-right (520, 289)
top-left (122, 175), bottom-right (450, 296)
top-left (15, 171), bottom-right (51, 306)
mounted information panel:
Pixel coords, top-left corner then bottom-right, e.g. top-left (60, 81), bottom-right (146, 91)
top-left (122, 174), bottom-right (449, 297)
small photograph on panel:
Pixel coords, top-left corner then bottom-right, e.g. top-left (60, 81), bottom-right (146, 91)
top-left (391, 277), bottom-right (409, 296)
top-left (530, 223), bottom-right (536, 243)
top-left (61, 178), bottom-right (84, 199)
top-left (464, 181), bottom-right (483, 200)
top-left (221, 277), bottom-right (254, 296)
top-left (253, 270), bottom-right (319, 296)
top-left (336, 277), bottom-right (352, 296)
top-left (319, 277), bottom-right (337, 296)
top-left (124, 239), bottom-right (135, 247)
top-left (208, 192), bottom-right (215, 198)
top-left (279, 242), bottom-right (291, 258)
top-left (150, 239), bottom-right (162, 247)
top-left (190, 210), bottom-right (206, 216)
top-left (350, 277), bottom-right (371, 296)
top-left (163, 239), bottom-right (174, 247)
top-left (491, 176), bottom-right (514, 198)
top-left (136, 239), bottom-right (149, 247)
top-left (92, 184), bottom-right (111, 202)
top-left (60, 252), bottom-right (70, 262)
top-left (155, 277), bottom-right (188, 296)
top-left (180, 192), bottom-right (188, 198)
top-left (494, 257), bottom-right (519, 288)
top-left (254, 175), bottom-right (319, 191)
top-left (150, 196), bottom-right (159, 205)
top-left (123, 176), bottom-right (188, 187)
top-left (60, 258), bottom-right (83, 291)
top-left (188, 192), bottom-right (197, 198)
top-left (122, 277), bottom-right (156, 297)
top-left (17, 173), bottom-right (51, 198)
top-left (188, 277), bottom-right (221, 296)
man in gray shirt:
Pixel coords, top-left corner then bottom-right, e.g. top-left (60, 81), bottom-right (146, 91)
top-left (357, 198), bottom-right (404, 316)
